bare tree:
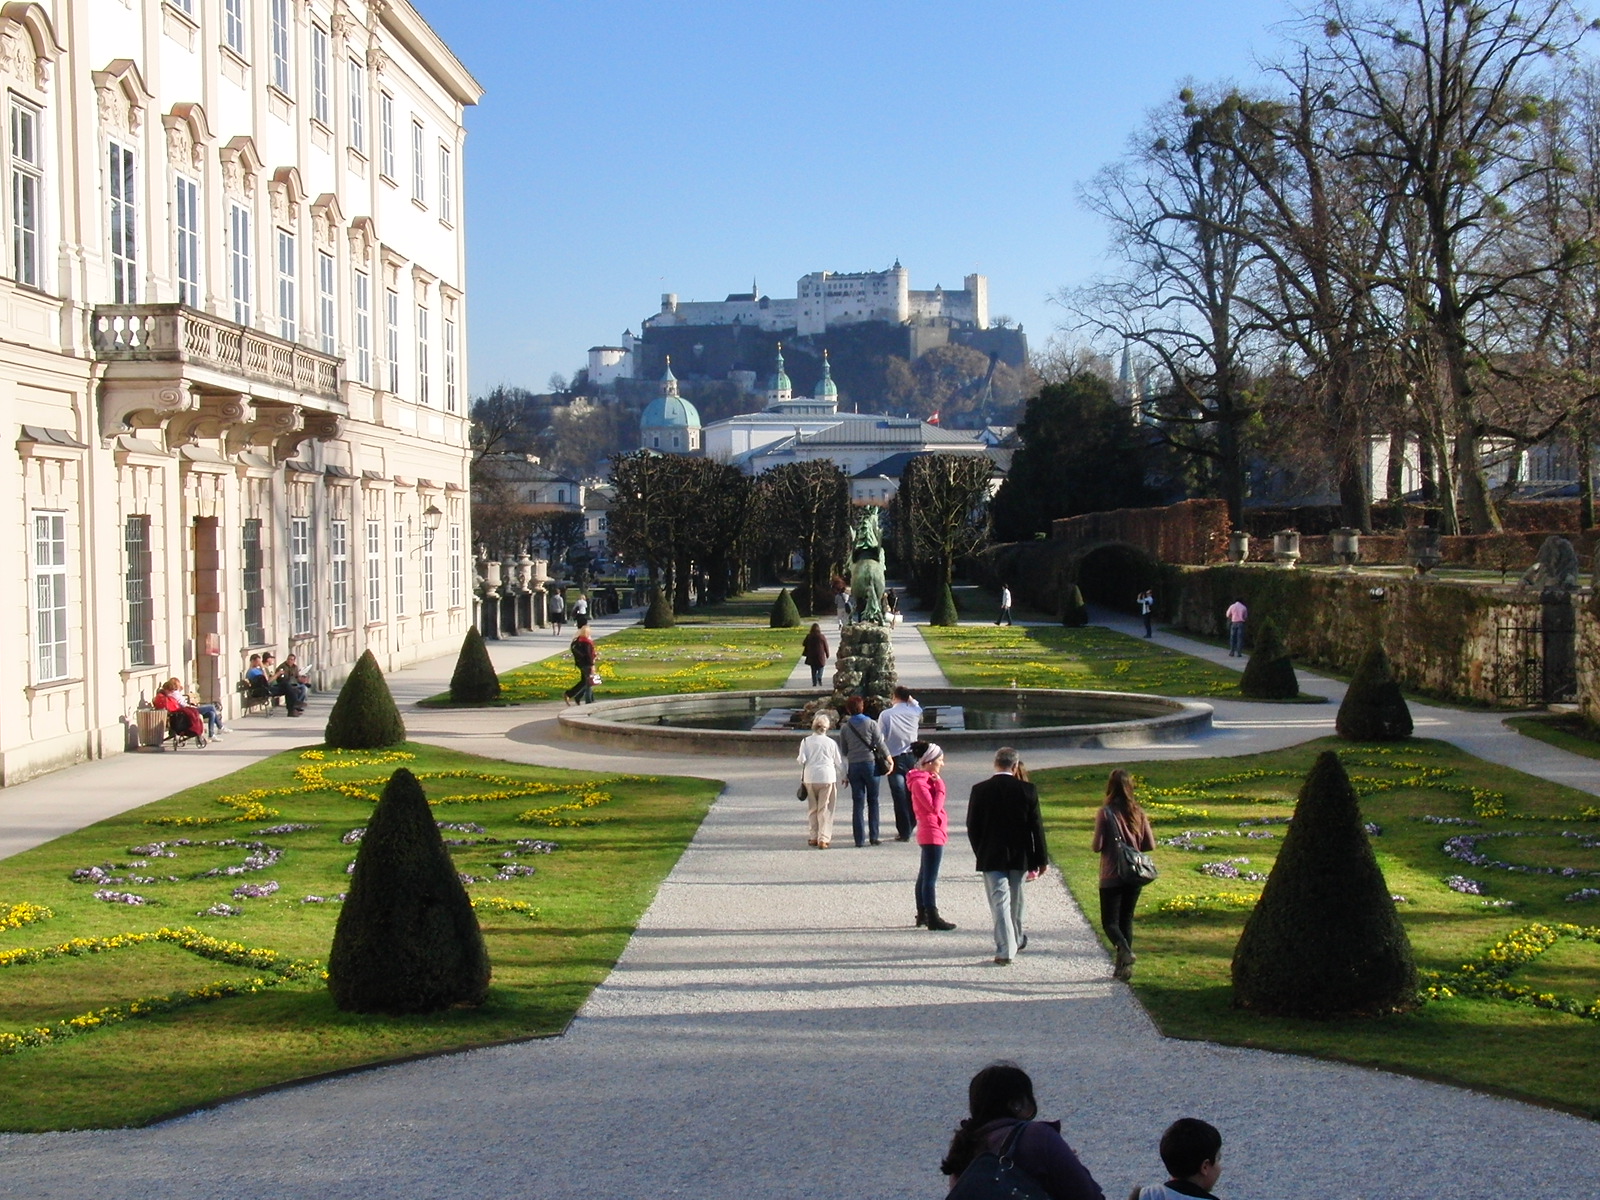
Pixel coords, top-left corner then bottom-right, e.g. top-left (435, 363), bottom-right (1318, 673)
top-left (896, 454), bottom-right (994, 602)
top-left (753, 461), bottom-right (851, 615)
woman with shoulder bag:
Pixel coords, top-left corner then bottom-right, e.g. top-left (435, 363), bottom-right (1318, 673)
top-left (564, 629), bottom-right (597, 706)
top-left (941, 1062), bottom-right (1104, 1200)
top-left (796, 712), bottom-right (844, 848)
top-left (1091, 768), bottom-right (1156, 981)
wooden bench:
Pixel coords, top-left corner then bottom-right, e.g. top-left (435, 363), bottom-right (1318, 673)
top-left (237, 677), bottom-right (278, 716)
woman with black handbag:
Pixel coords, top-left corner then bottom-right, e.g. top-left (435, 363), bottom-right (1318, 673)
top-left (1091, 768), bottom-right (1156, 981)
top-left (940, 1062), bottom-right (1104, 1200)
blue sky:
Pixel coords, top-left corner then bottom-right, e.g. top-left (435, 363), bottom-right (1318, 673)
top-left (413, 0), bottom-right (1291, 394)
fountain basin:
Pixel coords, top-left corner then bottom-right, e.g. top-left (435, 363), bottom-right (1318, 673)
top-left (557, 687), bottom-right (1213, 757)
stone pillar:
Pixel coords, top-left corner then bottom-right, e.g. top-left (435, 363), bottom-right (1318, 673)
top-left (516, 553), bottom-right (534, 630)
top-left (481, 558), bottom-right (503, 640)
top-left (499, 556), bottom-right (519, 637)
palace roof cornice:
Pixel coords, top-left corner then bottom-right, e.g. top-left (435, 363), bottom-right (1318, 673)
top-left (376, 0), bottom-right (484, 107)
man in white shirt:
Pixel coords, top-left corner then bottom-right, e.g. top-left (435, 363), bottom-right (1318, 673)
top-left (996, 585), bottom-right (1013, 626)
top-left (878, 685), bottom-right (923, 840)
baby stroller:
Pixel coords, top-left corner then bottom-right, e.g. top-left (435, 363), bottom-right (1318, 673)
top-left (154, 693), bottom-right (207, 749)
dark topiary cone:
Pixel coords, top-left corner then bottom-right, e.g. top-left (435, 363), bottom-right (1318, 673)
top-left (1239, 618), bottom-right (1298, 699)
top-left (1336, 642), bottom-right (1413, 741)
top-left (930, 583), bottom-right (959, 627)
top-left (642, 590), bottom-right (675, 628)
top-left (328, 768), bottom-right (490, 1013)
top-left (770, 588), bottom-right (800, 628)
top-left (1060, 584), bottom-right (1087, 627)
top-left (1231, 751), bottom-right (1418, 1017)
top-left (324, 649), bottom-right (406, 749)
top-left (449, 627), bottom-right (501, 704)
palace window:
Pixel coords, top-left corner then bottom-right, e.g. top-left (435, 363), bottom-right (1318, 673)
top-left (330, 519), bottom-right (349, 629)
top-left (32, 511), bottom-right (68, 682)
top-left (438, 145), bottom-right (453, 224)
top-left (310, 23), bottom-right (330, 124)
top-left (276, 229), bottom-right (297, 342)
top-left (223, 0), bottom-right (247, 57)
top-left (392, 521), bottom-right (405, 616)
top-left (269, 0), bottom-right (291, 92)
top-left (422, 524), bottom-right (435, 612)
top-left (416, 304), bottom-right (430, 405)
top-left (410, 119), bottom-right (424, 204)
top-left (176, 176), bottom-right (200, 306)
top-left (347, 57), bottom-right (366, 153)
top-left (230, 202), bottom-right (252, 325)
top-left (379, 92), bottom-right (395, 179)
top-left (125, 516), bottom-right (153, 667)
top-left (242, 519), bottom-right (265, 646)
top-left (365, 518), bottom-right (382, 623)
top-left (11, 99), bottom-right (41, 288)
top-left (353, 268), bottom-right (372, 382)
top-left (385, 286), bottom-right (400, 393)
top-left (289, 516), bottom-right (311, 636)
top-left (443, 317), bottom-right (458, 412)
top-left (316, 250), bottom-right (336, 354)
top-left (449, 523), bottom-right (462, 608)
top-left (108, 143), bottom-right (137, 302)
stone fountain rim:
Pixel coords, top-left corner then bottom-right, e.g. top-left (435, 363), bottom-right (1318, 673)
top-left (555, 686), bottom-right (1214, 757)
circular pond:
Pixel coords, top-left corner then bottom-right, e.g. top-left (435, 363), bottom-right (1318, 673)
top-left (556, 687), bottom-right (1213, 757)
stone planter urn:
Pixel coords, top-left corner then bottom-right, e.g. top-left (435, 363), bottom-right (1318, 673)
top-left (1272, 529), bottom-right (1301, 569)
top-left (1330, 527), bottom-right (1360, 572)
top-left (1227, 531), bottom-right (1250, 564)
top-left (1407, 527), bottom-right (1442, 576)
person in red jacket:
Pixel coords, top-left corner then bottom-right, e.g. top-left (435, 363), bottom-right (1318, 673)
top-left (908, 741), bottom-right (955, 931)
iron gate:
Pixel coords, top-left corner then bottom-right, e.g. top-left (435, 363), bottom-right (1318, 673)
top-left (1494, 600), bottom-right (1577, 706)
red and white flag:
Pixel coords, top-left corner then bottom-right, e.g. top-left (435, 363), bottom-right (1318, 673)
top-left (927, 412), bottom-right (940, 425)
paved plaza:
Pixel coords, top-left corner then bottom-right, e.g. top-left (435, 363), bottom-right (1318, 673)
top-left (2, 610), bottom-right (1598, 1198)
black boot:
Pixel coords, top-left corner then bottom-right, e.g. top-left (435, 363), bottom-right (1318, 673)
top-left (926, 909), bottom-right (956, 931)
top-left (915, 907), bottom-right (927, 927)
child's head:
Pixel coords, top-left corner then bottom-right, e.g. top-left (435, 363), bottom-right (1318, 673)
top-left (1160, 1118), bottom-right (1222, 1184)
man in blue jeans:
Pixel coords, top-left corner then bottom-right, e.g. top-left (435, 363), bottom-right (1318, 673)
top-left (840, 696), bottom-right (888, 847)
top-left (877, 685), bottom-right (923, 841)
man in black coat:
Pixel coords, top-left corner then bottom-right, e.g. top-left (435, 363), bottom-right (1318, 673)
top-left (967, 746), bottom-right (1050, 964)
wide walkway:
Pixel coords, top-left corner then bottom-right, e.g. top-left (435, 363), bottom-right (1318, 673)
top-left (3, 607), bottom-right (1599, 1198)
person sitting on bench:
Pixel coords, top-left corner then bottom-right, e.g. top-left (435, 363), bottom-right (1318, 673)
top-left (272, 654), bottom-right (309, 716)
top-left (153, 681), bottom-right (208, 745)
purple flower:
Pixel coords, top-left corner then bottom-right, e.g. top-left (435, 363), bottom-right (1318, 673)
top-left (232, 880), bottom-right (280, 899)
top-left (93, 889), bottom-right (147, 905)
top-left (1445, 875), bottom-right (1486, 895)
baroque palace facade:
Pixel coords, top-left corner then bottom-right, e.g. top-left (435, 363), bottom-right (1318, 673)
top-left (1, 0), bottom-right (480, 784)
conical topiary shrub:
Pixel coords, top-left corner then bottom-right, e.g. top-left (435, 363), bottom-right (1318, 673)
top-left (1239, 618), bottom-right (1298, 699)
top-left (1336, 642), bottom-right (1413, 741)
top-left (1060, 584), bottom-right (1087, 627)
top-left (448, 626), bottom-right (501, 704)
top-left (1231, 751), bottom-right (1418, 1017)
top-left (324, 649), bottom-right (406, 749)
top-left (930, 583), bottom-right (959, 626)
top-left (643, 589), bottom-right (675, 628)
top-left (327, 767), bottom-right (490, 1013)
top-left (770, 588), bottom-right (800, 628)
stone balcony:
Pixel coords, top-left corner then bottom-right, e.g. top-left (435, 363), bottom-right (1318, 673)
top-left (91, 304), bottom-right (346, 455)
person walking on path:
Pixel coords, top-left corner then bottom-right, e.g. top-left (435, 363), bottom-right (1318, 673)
top-left (563, 628), bottom-right (597, 705)
top-left (1138, 589), bottom-right (1155, 638)
top-left (801, 623), bottom-right (830, 688)
top-left (549, 589), bottom-right (566, 635)
top-left (878, 685), bottom-right (923, 840)
top-left (1092, 768), bottom-right (1155, 981)
top-left (908, 741), bottom-right (955, 930)
top-left (967, 747), bottom-right (1050, 964)
top-left (1225, 597), bottom-right (1248, 657)
top-left (796, 713), bottom-right (843, 848)
top-left (835, 588), bottom-right (852, 632)
top-left (996, 584), bottom-right (1013, 625)
top-left (840, 696), bottom-right (888, 847)
top-left (940, 1062), bottom-right (1105, 1200)
top-left (572, 592), bottom-right (590, 629)
top-left (1131, 1118), bottom-right (1224, 1200)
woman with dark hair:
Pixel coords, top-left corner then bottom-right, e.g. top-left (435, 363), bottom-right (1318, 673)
top-left (1091, 768), bottom-right (1155, 981)
top-left (801, 623), bottom-right (830, 687)
top-left (941, 1062), bottom-right (1104, 1199)
top-left (564, 628), bottom-right (597, 705)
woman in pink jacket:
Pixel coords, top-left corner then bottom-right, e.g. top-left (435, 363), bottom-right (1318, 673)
top-left (908, 741), bottom-right (956, 931)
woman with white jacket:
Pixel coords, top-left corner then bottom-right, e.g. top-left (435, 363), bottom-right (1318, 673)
top-left (797, 712), bottom-right (844, 849)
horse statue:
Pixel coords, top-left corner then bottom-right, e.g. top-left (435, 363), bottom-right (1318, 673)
top-left (849, 508), bottom-right (887, 625)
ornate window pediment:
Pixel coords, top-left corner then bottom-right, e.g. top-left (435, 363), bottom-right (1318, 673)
top-left (311, 193), bottom-right (345, 251)
top-left (93, 58), bottom-right (151, 138)
top-left (0, 3), bottom-right (60, 95)
top-left (268, 165), bottom-right (305, 225)
top-left (162, 102), bottom-right (211, 173)
top-left (347, 214), bottom-right (376, 263)
top-left (220, 134), bottom-right (262, 199)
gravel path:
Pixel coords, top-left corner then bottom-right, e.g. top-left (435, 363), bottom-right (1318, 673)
top-left (3, 615), bottom-right (1599, 1197)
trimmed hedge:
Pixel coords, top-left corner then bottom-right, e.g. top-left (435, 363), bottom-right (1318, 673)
top-left (448, 627), bottom-right (501, 704)
top-left (643, 591), bottom-right (675, 628)
top-left (327, 767), bottom-right (491, 1014)
top-left (770, 588), bottom-right (800, 628)
top-left (929, 584), bottom-right (959, 627)
top-left (1337, 642), bottom-right (1414, 741)
top-left (1239, 618), bottom-right (1298, 699)
top-left (1231, 750), bottom-right (1418, 1017)
top-left (1060, 584), bottom-right (1088, 627)
top-left (324, 649), bottom-right (406, 749)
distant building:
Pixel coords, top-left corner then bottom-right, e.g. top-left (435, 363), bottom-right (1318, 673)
top-left (473, 455), bottom-right (584, 512)
top-left (638, 359), bottom-right (702, 453)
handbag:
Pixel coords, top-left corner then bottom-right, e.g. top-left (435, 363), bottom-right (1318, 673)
top-left (1105, 807), bottom-right (1158, 887)
top-left (588, 671), bottom-right (601, 686)
top-left (796, 781), bottom-right (808, 801)
top-left (873, 747), bottom-right (892, 776)
top-left (948, 1121), bottom-right (1050, 1200)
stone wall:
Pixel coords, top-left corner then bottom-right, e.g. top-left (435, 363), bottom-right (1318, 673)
top-left (1050, 499), bottom-right (1232, 566)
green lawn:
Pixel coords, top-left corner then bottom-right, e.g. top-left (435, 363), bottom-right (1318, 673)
top-left (1507, 714), bottom-right (1600, 761)
top-left (0, 743), bottom-right (720, 1130)
top-left (669, 592), bottom-right (785, 625)
top-left (922, 624), bottom-right (1245, 696)
top-left (1036, 737), bottom-right (1600, 1116)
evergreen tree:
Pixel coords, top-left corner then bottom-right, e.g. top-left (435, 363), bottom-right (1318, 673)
top-left (930, 583), bottom-right (960, 627)
top-left (1336, 642), bottom-right (1413, 741)
top-left (328, 768), bottom-right (491, 1013)
top-left (324, 649), bottom-right (406, 749)
top-left (1231, 751), bottom-right (1418, 1017)
top-left (1060, 584), bottom-right (1088, 627)
top-left (448, 627), bottom-right (501, 704)
top-left (770, 588), bottom-right (800, 628)
top-left (1239, 618), bottom-right (1298, 699)
top-left (643, 589), bottom-right (675, 628)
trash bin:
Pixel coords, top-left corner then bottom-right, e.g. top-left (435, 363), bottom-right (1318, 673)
top-left (136, 707), bottom-right (167, 749)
